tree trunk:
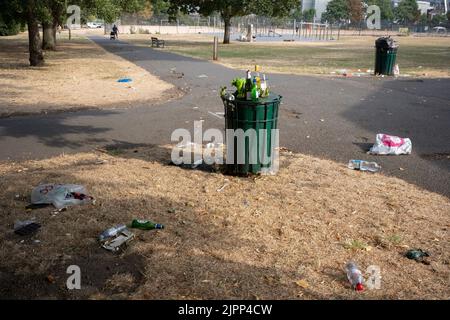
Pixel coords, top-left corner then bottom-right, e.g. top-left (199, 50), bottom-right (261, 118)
top-left (223, 15), bottom-right (231, 44)
top-left (27, 11), bottom-right (44, 66)
top-left (42, 22), bottom-right (56, 50)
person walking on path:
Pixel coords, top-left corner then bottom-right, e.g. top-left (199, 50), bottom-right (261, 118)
top-left (112, 25), bottom-right (119, 39)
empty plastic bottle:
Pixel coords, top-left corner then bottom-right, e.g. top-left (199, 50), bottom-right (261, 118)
top-left (346, 262), bottom-right (364, 291)
top-left (348, 160), bottom-right (381, 173)
top-left (99, 224), bottom-right (127, 242)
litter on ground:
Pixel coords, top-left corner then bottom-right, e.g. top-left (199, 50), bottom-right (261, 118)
top-left (368, 134), bottom-right (412, 155)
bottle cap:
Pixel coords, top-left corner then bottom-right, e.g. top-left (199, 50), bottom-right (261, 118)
top-left (355, 283), bottom-right (364, 291)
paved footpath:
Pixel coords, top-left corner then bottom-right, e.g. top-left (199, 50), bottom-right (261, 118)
top-left (0, 36), bottom-right (449, 197)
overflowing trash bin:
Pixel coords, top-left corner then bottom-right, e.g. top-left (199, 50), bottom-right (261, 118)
top-left (374, 36), bottom-right (398, 76)
top-left (222, 93), bottom-right (281, 175)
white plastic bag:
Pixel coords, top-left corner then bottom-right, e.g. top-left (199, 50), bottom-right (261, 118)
top-left (368, 133), bottom-right (412, 155)
top-left (31, 184), bottom-right (93, 209)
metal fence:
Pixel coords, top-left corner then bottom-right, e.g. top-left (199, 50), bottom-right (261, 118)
top-left (118, 13), bottom-right (449, 39)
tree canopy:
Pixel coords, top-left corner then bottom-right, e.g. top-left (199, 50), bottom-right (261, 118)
top-left (365, 0), bottom-right (394, 21)
top-left (322, 0), bottom-right (350, 23)
top-left (394, 0), bottom-right (420, 24)
top-left (167, 0), bottom-right (299, 43)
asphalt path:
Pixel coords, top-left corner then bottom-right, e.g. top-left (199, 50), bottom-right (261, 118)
top-left (0, 36), bottom-right (449, 197)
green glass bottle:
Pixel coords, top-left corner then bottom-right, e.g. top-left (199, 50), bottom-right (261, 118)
top-left (245, 70), bottom-right (252, 100)
top-left (251, 78), bottom-right (259, 101)
top-left (131, 219), bottom-right (164, 230)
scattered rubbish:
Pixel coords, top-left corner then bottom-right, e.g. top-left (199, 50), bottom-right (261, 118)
top-left (399, 167), bottom-right (405, 171)
top-left (295, 279), bottom-right (309, 289)
top-left (102, 229), bottom-right (134, 252)
top-left (393, 64), bottom-right (400, 76)
top-left (117, 78), bottom-right (132, 83)
top-left (277, 147), bottom-right (291, 153)
top-left (345, 262), bottom-right (364, 291)
top-left (33, 239), bottom-right (41, 244)
top-left (26, 203), bottom-right (51, 210)
top-left (206, 142), bottom-right (224, 149)
top-left (46, 275), bottom-right (56, 284)
top-left (198, 74), bottom-right (208, 78)
top-left (217, 179), bottom-right (230, 192)
top-left (14, 220), bottom-right (41, 236)
top-left (368, 133), bottom-right (412, 155)
top-left (336, 69), bottom-right (348, 76)
top-left (366, 69), bottom-right (373, 73)
top-left (130, 219), bottom-right (164, 230)
top-left (406, 249), bottom-right (430, 263)
top-left (31, 184), bottom-right (94, 209)
top-left (176, 141), bottom-right (196, 149)
top-left (99, 224), bottom-right (127, 242)
top-left (319, 119), bottom-right (325, 122)
top-left (208, 111), bottom-right (224, 119)
top-left (51, 207), bottom-right (67, 217)
top-left (192, 159), bottom-right (203, 169)
top-left (99, 225), bottom-right (134, 252)
top-left (193, 106), bottom-right (199, 110)
top-left (95, 159), bottom-right (108, 165)
top-left (348, 160), bottom-right (381, 173)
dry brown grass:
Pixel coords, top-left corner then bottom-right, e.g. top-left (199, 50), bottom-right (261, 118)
top-left (0, 145), bottom-right (449, 299)
top-left (0, 33), bottom-right (176, 117)
top-left (121, 33), bottom-right (450, 77)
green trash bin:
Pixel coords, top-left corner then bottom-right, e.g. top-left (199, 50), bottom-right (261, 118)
top-left (222, 93), bottom-right (281, 175)
top-left (375, 36), bottom-right (398, 76)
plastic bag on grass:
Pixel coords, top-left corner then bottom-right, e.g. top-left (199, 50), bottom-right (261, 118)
top-left (31, 184), bottom-right (94, 209)
top-left (368, 133), bottom-right (412, 155)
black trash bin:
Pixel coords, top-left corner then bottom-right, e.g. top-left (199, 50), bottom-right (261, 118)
top-left (374, 36), bottom-right (398, 76)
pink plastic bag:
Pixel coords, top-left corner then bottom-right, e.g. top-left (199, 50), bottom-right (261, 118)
top-left (368, 134), bottom-right (412, 155)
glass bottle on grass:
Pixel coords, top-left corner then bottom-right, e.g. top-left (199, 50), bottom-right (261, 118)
top-left (131, 219), bottom-right (164, 230)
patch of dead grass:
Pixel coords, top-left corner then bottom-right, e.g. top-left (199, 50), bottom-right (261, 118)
top-left (0, 145), bottom-right (448, 299)
top-left (0, 33), bottom-right (176, 117)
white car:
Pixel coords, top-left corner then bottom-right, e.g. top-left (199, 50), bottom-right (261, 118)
top-left (433, 26), bottom-right (447, 34)
top-left (87, 22), bottom-right (103, 29)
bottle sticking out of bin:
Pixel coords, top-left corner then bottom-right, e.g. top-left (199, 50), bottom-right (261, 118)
top-left (245, 66), bottom-right (269, 101)
top-left (222, 66), bottom-right (270, 102)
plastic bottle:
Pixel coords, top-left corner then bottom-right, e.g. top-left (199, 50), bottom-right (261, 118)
top-left (99, 224), bottom-right (127, 242)
top-left (346, 262), bottom-right (364, 291)
top-left (348, 160), bottom-right (381, 173)
top-left (260, 74), bottom-right (267, 97)
top-left (254, 65), bottom-right (261, 88)
top-left (131, 219), bottom-right (164, 230)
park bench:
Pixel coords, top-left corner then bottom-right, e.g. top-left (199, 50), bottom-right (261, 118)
top-left (151, 37), bottom-right (165, 48)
